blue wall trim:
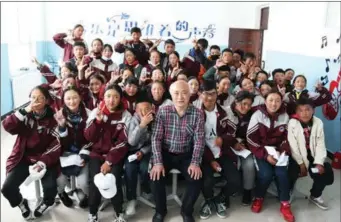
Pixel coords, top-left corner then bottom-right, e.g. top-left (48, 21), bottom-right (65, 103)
top-left (1, 44), bottom-right (13, 115)
top-left (265, 51), bottom-right (341, 153)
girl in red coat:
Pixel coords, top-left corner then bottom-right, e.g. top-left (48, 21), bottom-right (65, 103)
top-left (1, 86), bottom-right (61, 219)
top-left (84, 84), bottom-right (132, 222)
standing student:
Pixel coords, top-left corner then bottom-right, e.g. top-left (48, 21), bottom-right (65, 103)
top-left (205, 45), bottom-right (221, 69)
top-left (203, 48), bottom-right (234, 81)
top-left (122, 76), bottom-right (139, 115)
top-left (140, 50), bottom-right (162, 83)
top-left (53, 24), bottom-right (87, 62)
top-left (235, 52), bottom-right (257, 83)
top-left (150, 80), bottom-right (205, 222)
top-left (283, 75), bottom-right (332, 116)
top-left (84, 84), bottom-right (132, 222)
top-left (247, 90), bottom-right (294, 222)
top-left (272, 68), bottom-right (293, 94)
top-left (255, 70), bottom-right (269, 88)
top-left (199, 80), bottom-right (242, 220)
top-left (68, 41), bottom-right (90, 74)
top-left (124, 93), bottom-right (154, 216)
top-left (88, 38), bottom-right (104, 59)
top-left (233, 49), bottom-right (244, 69)
top-left (149, 39), bottom-right (176, 72)
top-left (114, 27), bottom-right (149, 66)
top-left (1, 86), bottom-right (61, 219)
top-left (187, 38), bottom-right (209, 65)
top-left (90, 44), bottom-right (119, 82)
top-left (287, 98), bottom-right (334, 210)
top-left (118, 49), bottom-right (143, 80)
top-left (55, 87), bottom-right (92, 208)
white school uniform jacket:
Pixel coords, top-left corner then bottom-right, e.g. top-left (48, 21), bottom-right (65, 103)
top-left (287, 116), bottom-right (327, 169)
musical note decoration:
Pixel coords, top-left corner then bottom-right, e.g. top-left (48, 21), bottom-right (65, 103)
top-left (334, 54), bottom-right (341, 63)
top-left (325, 58), bottom-right (330, 73)
top-left (321, 36), bottom-right (328, 48)
top-left (320, 75), bottom-right (329, 86)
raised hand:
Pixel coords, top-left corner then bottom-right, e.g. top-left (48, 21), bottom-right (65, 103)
top-left (31, 57), bottom-right (40, 66)
top-left (54, 108), bottom-right (66, 127)
top-left (96, 104), bottom-right (105, 122)
top-left (277, 84), bottom-right (286, 96)
top-left (140, 111), bottom-right (154, 128)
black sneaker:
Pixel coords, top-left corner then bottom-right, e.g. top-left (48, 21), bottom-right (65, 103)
top-left (58, 191), bottom-right (73, 207)
top-left (79, 195), bottom-right (89, 208)
top-left (214, 198), bottom-right (227, 219)
top-left (199, 200), bottom-right (214, 220)
top-left (18, 198), bottom-right (31, 219)
top-left (218, 193), bottom-right (230, 208)
top-left (33, 200), bottom-right (52, 218)
top-left (88, 213), bottom-right (99, 222)
top-left (242, 189), bottom-right (252, 206)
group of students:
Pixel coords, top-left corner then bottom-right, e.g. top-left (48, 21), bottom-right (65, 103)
top-left (1, 24), bottom-right (335, 222)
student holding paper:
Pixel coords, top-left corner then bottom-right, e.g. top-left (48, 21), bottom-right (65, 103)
top-left (246, 90), bottom-right (295, 222)
top-left (200, 80), bottom-right (242, 220)
top-left (287, 98), bottom-right (334, 210)
top-left (1, 86), bottom-right (61, 219)
top-left (55, 87), bottom-right (92, 208)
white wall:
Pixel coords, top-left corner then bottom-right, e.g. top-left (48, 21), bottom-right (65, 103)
top-left (264, 2), bottom-right (340, 60)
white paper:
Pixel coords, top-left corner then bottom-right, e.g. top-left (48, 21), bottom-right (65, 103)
top-left (311, 167), bottom-right (319, 173)
top-left (276, 152), bottom-right (289, 166)
top-left (264, 146), bottom-right (279, 159)
top-left (230, 147), bottom-right (252, 159)
top-left (24, 165), bottom-right (47, 186)
top-left (128, 154), bottom-right (138, 162)
top-left (60, 155), bottom-right (83, 167)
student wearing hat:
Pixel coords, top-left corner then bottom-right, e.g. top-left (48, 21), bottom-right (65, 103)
top-left (287, 98), bottom-right (334, 210)
top-left (1, 86), bottom-right (61, 220)
top-left (122, 76), bottom-right (139, 115)
top-left (53, 24), bottom-right (88, 62)
top-left (84, 84), bottom-right (132, 222)
top-left (124, 92), bottom-right (154, 216)
top-left (199, 80), bottom-right (242, 220)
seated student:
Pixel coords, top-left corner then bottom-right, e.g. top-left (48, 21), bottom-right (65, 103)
top-left (203, 48), bottom-right (234, 81)
top-left (114, 27), bottom-right (149, 66)
top-left (236, 78), bottom-right (264, 110)
top-left (255, 70), bottom-right (269, 89)
top-left (119, 49), bottom-right (143, 80)
top-left (84, 84), bottom-right (132, 222)
top-left (148, 81), bottom-right (172, 113)
top-left (287, 98), bottom-right (334, 210)
top-left (188, 76), bottom-right (201, 105)
top-left (205, 45), bottom-right (220, 69)
top-left (32, 57), bottom-right (74, 86)
top-left (272, 68), bottom-right (293, 94)
top-left (90, 44), bottom-right (119, 82)
top-left (199, 80), bottom-right (242, 220)
top-left (53, 24), bottom-right (87, 62)
top-left (1, 86), bottom-right (61, 219)
top-left (88, 38), bottom-right (104, 60)
top-left (124, 93), bottom-right (154, 216)
top-left (283, 75), bottom-right (332, 116)
top-left (55, 87), bottom-right (92, 208)
top-left (236, 52), bottom-right (257, 83)
top-left (140, 50), bottom-right (162, 84)
top-left (259, 80), bottom-right (274, 98)
top-left (149, 80), bottom-right (205, 222)
top-left (247, 90), bottom-right (295, 222)
top-left (122, 76), bottom-right (139, 115)
top-left (232, 49), bottom-right (244, 69)
top-left (216, 75), bottom-right (235, 109)
top-left (187, 38), bottom-right (209, 65)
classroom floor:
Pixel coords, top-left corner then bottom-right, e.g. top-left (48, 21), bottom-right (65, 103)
top-left (1, 124), bottom-right (340, 222)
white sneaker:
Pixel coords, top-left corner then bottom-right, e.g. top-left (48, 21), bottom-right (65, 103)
top-left (125, 200), bottom-right (136, 216)
top-left (309, 195), bottom-right (329, 210)
top-left (113, 214), bottom-right (126, 222)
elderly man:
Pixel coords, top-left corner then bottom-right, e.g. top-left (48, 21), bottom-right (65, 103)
top-left (150, 80), bottom-right (205, 222)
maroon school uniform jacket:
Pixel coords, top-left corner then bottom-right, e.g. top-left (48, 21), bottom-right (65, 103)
top-left (38, 65), bottom-right (57, 84)
top-left (53, 33), bottom-right (87, 62)
top-left (246, 104), bottom-right (291, 160)
top-left (283, 87), bottom-right (332, 116)
top-left (84, 104), bottom-right (132, 164)
top-left (2, 107), bottom-right (61, 174)
top-left (77, 79), bottom-right (105, 110)
top-left (122, 92), bottom-right (137, 115)
top-left (40, 83), bottom-right (64, 111)
top-left (59, 105), bottom-right (92, 154)
top-left (90, 58), bottom-right (119, 82)
top-left (114, 41), bottom-right (149, 66)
